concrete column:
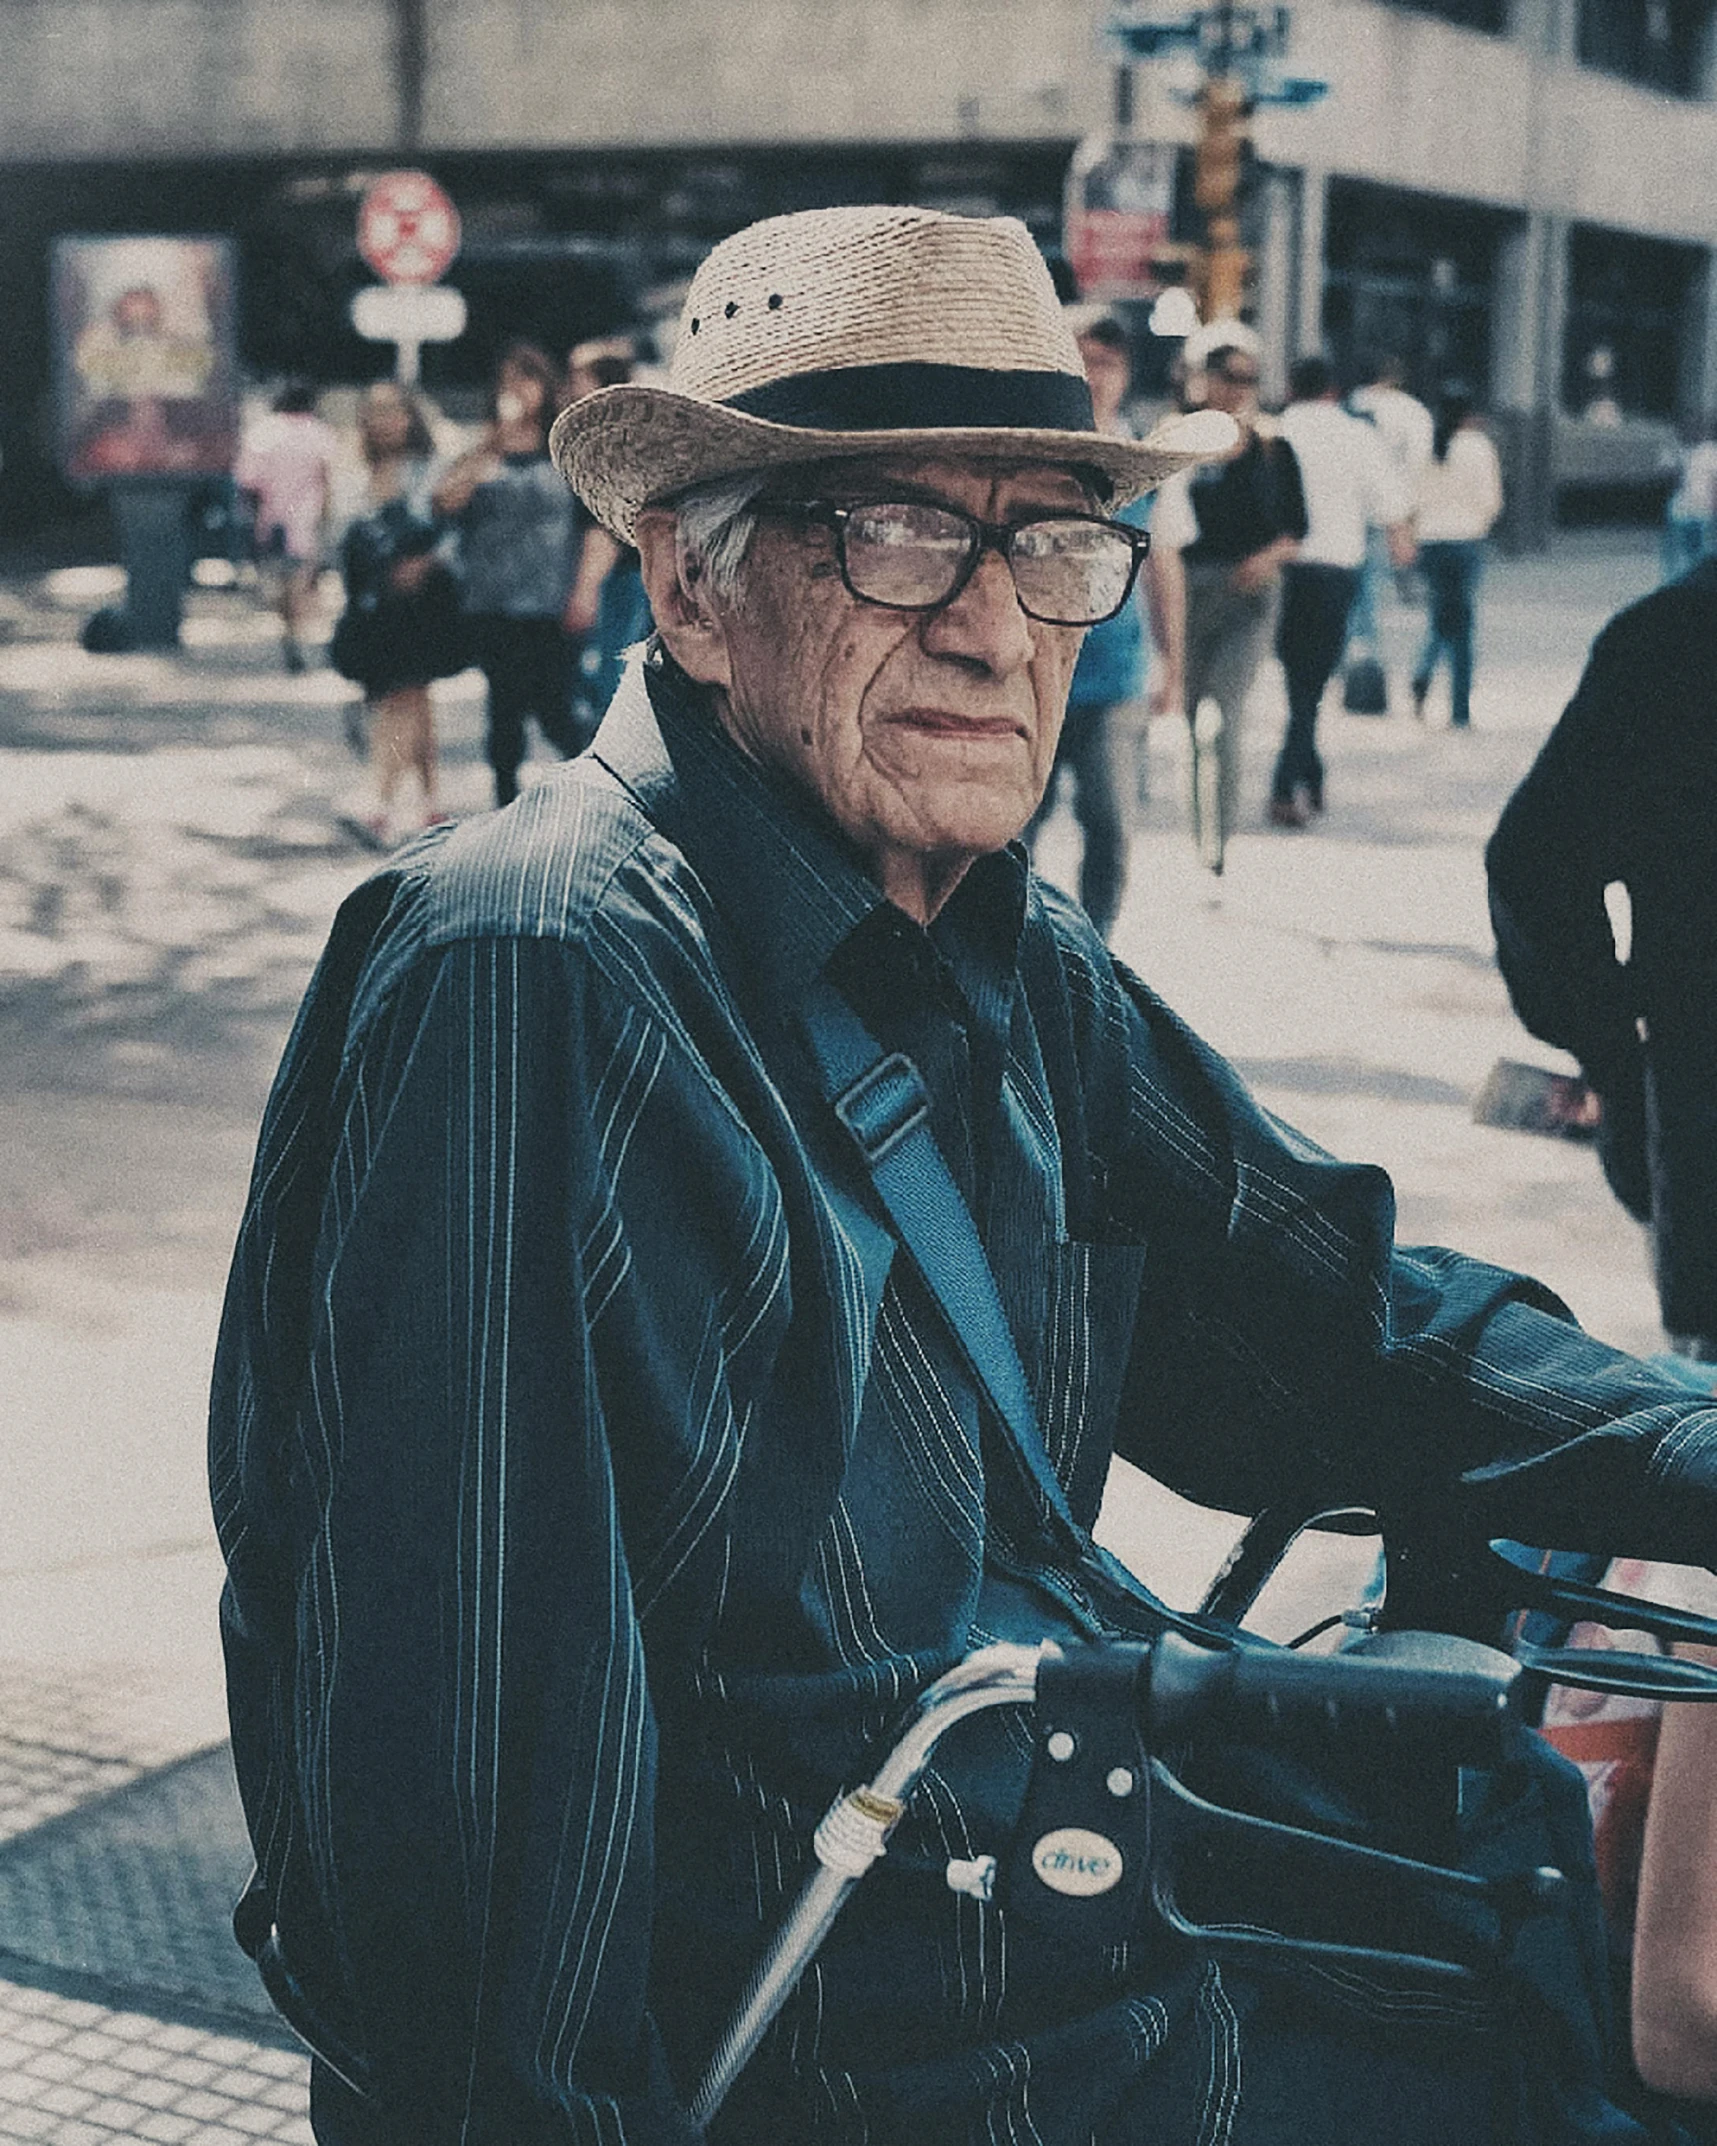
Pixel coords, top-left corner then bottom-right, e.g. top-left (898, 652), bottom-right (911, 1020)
top-left (1295, 165), bottom-right (1327, 364)
top-left (1513, 0), bottom-right (1577, 61)
top-left (1680, 250), bottom-right (1717, 425)
top-left (1491, 215), bottom-right (1547, 413)
top-left (1489, 210), bottom-right (1566, 550)
top-left (1252, 166), bottom-right (1296, 404)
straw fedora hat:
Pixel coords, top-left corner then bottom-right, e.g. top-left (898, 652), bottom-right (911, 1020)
top-left (550, 205), bottom-right (1236, 541)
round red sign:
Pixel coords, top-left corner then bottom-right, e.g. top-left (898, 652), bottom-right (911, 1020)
top-left (357, 171), bottom-right (462, 286)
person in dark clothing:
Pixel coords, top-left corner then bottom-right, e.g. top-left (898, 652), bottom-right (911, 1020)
top-left (563, 336), bottom-right (656, 748)
top-left (434, 341), bottom-right (584, 805)
top-left (1272, 354), bottom-right (1411, 824)
top-left (214, 206), bottom-right (1717, 2146)
top-left (1487, 559), bottom-right (1717, 1357)
top-left (1150, 336), bottom-right (1308, 867)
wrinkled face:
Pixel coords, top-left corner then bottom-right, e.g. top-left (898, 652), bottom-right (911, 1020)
top-left (695, 457), bottom-right (1092, 911)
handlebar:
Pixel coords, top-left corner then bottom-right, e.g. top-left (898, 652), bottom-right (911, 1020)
top-left (1145, 1628), bottom-right (1518, 1764)
top-left (690, 1626), bottom-right (1527, 2126)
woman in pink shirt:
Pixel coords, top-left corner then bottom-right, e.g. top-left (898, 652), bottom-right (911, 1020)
top-left (234, 380), bottom-right (339, 673)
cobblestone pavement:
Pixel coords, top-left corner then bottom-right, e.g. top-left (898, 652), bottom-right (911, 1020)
top-left (0, 536), bottom-right (1673, 2133)
top-left (0, 1982), bottom-right (309, 2143)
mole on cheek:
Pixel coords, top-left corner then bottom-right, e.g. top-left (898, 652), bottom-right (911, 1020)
top-left (799, 725), bottom-right (814, 746)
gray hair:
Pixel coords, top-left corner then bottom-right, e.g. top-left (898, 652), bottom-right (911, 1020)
top-left (673, 472), bottom-right (772, 605)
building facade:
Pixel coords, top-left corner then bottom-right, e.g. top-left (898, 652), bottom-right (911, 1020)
top-left (1, 0), bottom-right (1715, 542)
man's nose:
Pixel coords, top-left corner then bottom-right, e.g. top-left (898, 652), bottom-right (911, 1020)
top-left (920, 544), bottom-right (1036, 673)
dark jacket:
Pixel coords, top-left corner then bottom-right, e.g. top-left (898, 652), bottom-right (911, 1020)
top-left (214, 649), bottom-right (1717, 2143)
top-left (1487, 558), bottom-right (1717, 1338)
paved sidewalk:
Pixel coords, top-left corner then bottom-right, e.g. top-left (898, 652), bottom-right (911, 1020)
top-left (0, 535), bottom-right (1672, 2135)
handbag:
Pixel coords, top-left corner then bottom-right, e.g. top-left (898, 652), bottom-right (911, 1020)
top-left (1342, 653), bottom-right (1389, 714)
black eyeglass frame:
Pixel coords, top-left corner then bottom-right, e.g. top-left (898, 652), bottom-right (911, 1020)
top-left (763, 497), bottom-right (1152, 627)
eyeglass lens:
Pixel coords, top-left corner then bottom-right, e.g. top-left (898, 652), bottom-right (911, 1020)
top-left (837, 502), bottom-right (1139, 625)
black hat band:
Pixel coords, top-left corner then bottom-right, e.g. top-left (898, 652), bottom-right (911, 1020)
top-left (724, 361), bottom-right (1096, 435)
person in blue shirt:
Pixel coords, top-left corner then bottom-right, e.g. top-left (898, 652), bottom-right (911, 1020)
top-left (213, 206), bottom-right (1717, 2146)
top-left (1027, 309), bottom-right (1168, 937)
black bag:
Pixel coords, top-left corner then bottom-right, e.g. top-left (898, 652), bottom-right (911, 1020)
top-left (1342, 654), bottom-right (1390, 714)
top-left (333, 501), bottom-right (468, 690)
top-left (327, 598), bottom-right (375, 685)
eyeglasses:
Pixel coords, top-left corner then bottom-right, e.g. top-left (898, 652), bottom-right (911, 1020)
top-left (766, 498), bottom-right (1151, 626)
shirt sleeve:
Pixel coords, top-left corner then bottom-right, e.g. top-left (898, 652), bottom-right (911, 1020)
top-left (1484, 616), bottom-right (1640, 1085)
top-left (1148, 469), bottom-right (1197, 554)
top-left (211, 907), bottom-right (703, 2144)
top-left (1075, 944), bottom-right (1717, 1577)
top-left (1459, 429), bottom-right (1504, 533)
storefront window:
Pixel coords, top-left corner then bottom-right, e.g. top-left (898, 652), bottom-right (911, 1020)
top-left (1577, 0), bottom-right (1715, 96)
top-left (1563, 225), bottom-right (1702, 420)
top-left (1321, 179), bottom-right (1506, 399)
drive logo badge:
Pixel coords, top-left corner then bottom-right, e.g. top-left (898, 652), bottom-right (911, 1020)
top-left (1031, 1828), bottom-right (1123, 1897)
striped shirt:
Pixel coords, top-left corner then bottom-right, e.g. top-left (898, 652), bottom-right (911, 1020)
top-left (211, 645), bottom-right (1717, 2144)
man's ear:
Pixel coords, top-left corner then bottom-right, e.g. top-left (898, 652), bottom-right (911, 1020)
top-left (635, 509), bottom-right (732, 690)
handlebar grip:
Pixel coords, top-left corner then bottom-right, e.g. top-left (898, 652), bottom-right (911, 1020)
top-left (1146, 1629), bottom-right (1521, 1767)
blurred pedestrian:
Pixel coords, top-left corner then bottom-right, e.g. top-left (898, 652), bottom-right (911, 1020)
top-left (1271, 354), bottom-right (1412, 825)
top-left (433, 341), bottom-right (584, 806)
top-left (1026, 306), bottom-right (1174, 936)
top-left (330, 381), bottom-right (457, 847)
top-left (1150, 328), bottom-right (1306, 870)
top-left (1343, 352), bottom-right (1433, 702)
top-left (1661, 420), bottom-right (1717, 585)
top-left (233, 379), bottom-right (338, 674)
top-left (1409, 386), bottom-right (1503, 728)
top-left (1486, 556), bottom-right (1717, 1359)
top-left (562, 335), bottom-right (654, 747)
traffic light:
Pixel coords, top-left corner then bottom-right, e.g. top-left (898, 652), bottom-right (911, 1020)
top-left (1194, 80), bottom-right (1248, 217)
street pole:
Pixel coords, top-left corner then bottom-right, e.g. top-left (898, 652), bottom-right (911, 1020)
top-left (1194, 72), bottom-right (1249, 322)
top-left (1109, 5), bottom-right (1323, 328)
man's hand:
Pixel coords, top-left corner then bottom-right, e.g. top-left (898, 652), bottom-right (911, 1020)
top-left (1386, 521), bottom-right (1417, 572)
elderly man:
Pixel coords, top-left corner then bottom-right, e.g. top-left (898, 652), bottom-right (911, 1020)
top-left (213, 208), bottom-right (1717, 2145)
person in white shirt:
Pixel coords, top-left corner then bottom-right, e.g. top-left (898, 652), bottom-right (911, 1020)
top-left (1345, 355), bottom-right (1433, 671)
top-left (1270, 354), bottom-right (1412, 824)
top-left (1410, 386), bottom-right (1504, 727)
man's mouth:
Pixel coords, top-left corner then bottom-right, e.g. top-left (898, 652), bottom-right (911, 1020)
top-left (887, 709), bottom-right (1026, 740)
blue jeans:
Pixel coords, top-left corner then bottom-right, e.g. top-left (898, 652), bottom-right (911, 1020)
top-left (1662, 511), bottom-right (1710, 586)
top-left (1343, 524), bottom-right (1391, 654)
top-left (1413, 540), bottom-right (1484, 727)
top-left (1029, 696), bottom-right (1125, 936)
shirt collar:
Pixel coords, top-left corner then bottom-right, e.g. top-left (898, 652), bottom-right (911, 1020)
top-left (591, 640), bottom-right (1029, 1004)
